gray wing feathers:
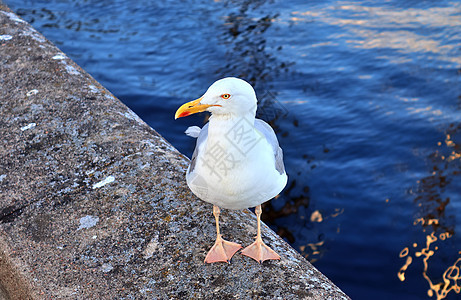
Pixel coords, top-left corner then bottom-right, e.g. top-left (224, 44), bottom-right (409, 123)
top-left (254, 119), bottom-right (286, 175)
top-left (274, 147), bottom-right (286, 175)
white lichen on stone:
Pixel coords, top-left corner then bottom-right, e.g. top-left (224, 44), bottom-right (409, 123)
top-left (77, 215), bottom-right (100, 230)
top-left (143, 234), bottom-right (159, 259)
top-left (1, 11), bottom-right (26, 23)
top-left (0, 34), bottom-right (13, 41)
top-left (20, 123), bottom-right (36, 131)
top-left (85, 169), bottom-right (95, 176)
top-left (140, 162), bottom-right (150, 170)
top-left (88, 85), bottom-right (99, 93)
top-left (26, 89), bottom-right (39, 96)
top-left (52, 53), bottom-right (66, 60)
top-left (92, 175), bottom-right (115, 189)
top-left (21, 27), bottom-right (45, 43)
top-left (64, 64), bottom-right (80, 75)
top-left (101, 263), bottom-right (113, 273)
top-left (51, 53), bottom-right (80, 75)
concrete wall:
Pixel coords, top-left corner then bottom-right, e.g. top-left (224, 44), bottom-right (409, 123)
top-left (0, 3), bottom-right (349, 299)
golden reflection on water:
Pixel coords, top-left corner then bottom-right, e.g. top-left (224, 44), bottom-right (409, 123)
top-left (397, 247), bottom-right (412, 281)
top-left (300, 240), bottom-right (325, 263)
top-left (399, 231), bottom-right (461, 299)
top-left (399, 124), bottom-right (461, 299)
top-left (299, 208), bottom-right (344, 263)
top-left (310, 210), bottom-right (323, 222)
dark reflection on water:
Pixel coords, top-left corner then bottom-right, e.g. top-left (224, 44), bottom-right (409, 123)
top-left (218, 1), bottom-right (289, 88)
top-left (415, 124), bottom-right (460, 236)
top-left (216, 0), bottom-right (293, 121)
top-left (4, 0), bottom-right (461, 299)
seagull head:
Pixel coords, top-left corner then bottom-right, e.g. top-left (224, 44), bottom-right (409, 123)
top-left (175, 77), bottom-right (257, 119)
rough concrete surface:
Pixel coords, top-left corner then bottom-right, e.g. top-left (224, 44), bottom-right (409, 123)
top-left (0, 3), bottom-right (350, 300)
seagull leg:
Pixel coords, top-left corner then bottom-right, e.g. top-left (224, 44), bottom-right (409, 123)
top-left (204, 205), bottom-right (242, 263)
top-left (241, 205), bottom-right (280, 263)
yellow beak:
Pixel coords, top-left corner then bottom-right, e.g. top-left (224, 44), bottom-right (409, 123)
top-left (174, 97), bottom-right (221, 119)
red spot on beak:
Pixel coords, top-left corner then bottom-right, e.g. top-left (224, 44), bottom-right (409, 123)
top-left (178, 111), bottom-right (191, 118)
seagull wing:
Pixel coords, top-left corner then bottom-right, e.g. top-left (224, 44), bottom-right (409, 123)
top-left (254, 119), bottom-right (286, 175)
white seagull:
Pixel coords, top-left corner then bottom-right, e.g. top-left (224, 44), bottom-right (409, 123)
top-left (175, 77), bottom-right (287, 263)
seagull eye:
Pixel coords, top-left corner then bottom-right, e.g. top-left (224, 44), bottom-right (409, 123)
top-left (220, 94), bottom-right (231, 99)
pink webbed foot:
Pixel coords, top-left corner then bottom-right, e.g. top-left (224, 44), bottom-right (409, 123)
top-left (204, 234), bottom-right (242, 263)
top-left (241, 204), bottom-right (280, 263)
top-left (241, 236), bottom-right (280, 263)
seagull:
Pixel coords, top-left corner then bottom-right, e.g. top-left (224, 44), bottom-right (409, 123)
top-left (175, 77), bottom-right (287, 263)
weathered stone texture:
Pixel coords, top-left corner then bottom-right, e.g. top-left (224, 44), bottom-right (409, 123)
top-left (0, 3), bottom-right (349, 299)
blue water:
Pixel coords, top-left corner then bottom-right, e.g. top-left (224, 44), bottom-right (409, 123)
top-left (5, 0), bottom-right (461, 299)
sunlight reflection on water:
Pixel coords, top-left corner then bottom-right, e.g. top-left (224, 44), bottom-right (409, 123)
top-left (288, 3), bottom-right (461, 66)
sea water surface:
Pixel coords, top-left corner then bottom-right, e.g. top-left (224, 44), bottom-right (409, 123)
top-left (4, 0), bottom-right (461, 299)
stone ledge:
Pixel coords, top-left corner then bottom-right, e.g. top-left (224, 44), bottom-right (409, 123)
top-left (0, 3), bottom-right (349, 299)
